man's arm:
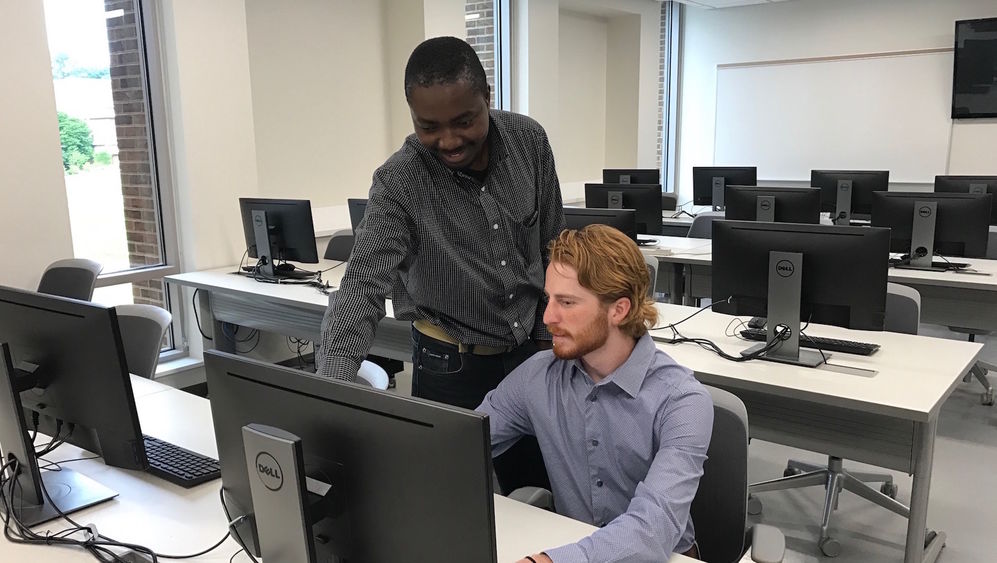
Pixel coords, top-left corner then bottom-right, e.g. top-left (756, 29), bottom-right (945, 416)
top-left (475, 356), bottom-right (540, 456)
top-left (316, 168), bottom-right (412, 381)
top-left (531, 130), bottom-right (565, 342)
top-left (542, 384), bottom-right (714, 562)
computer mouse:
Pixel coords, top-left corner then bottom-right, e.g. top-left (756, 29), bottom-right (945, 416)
top-left (274, 263), bottom-right (296, 273)
top-left (747, 316), bottom-right (766, 329)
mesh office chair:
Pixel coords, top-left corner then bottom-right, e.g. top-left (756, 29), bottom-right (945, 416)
top-left (687, 212), bottom-right (725, 239)
top-left (662, 192), bottom-right (678, 212)
top-left (356, 360), bottom-right (390, 390)
top-left (944, 234), bottom-right (997, 404)
top-left (748, 283), bottom-right (921, 557)
top-left (115, 304), bottom-right (173, 378)
top-left (510, 386), bottom-right (785, 563)
top-left (323, 228), bottom-right (355, 262)
top-left (37, 258), bottom-right (102, 301)
top-left (644, 253), bottom-right (659, 299)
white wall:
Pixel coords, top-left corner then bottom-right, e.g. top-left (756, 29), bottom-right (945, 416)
top-left (677, 0), bottom-right (997, 203)
top-left (245, 0), bottom-right (393, 206)
top-left (558, 10), bottom-right (608, 183)
top-left (0, 0), bottom-right (75, 290)
top-left (385, 0), bottom-right (426, 146)
top-left (605, 13), bottom-right (641, 168)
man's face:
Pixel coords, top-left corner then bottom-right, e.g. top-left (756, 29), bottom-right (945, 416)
top-left (543, 262), bottom-right (612, 361)
top-left (408, 80), bottom-right (490, 170)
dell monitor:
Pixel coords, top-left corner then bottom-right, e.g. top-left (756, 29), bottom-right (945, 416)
top-left (584, 183), bottom-right (663, 235)
top-left (563, 207), bottom-right (638, 242)
top-left (206, 350), bottom-right (497, 562)
top-left (692, 166), bottom-right (757, 210)
top-left (348, 197), bottom-right (368, 233)
top-left (239, 198), bottom-right (319, 278)
top-left (934, 175), bottom-right (997, 225)
top-left (723, 186), bottom-right (821, 224)
top-left (870, 191), bottom-right (991, 270)
top-left (810, 170), bottom-right (889, 225)
top-left (602, 168), bottom-right (660, 185)
top-left (712, 221), bottom-right (889, 367)
top-left (0, 286), bottom-right (147, 525)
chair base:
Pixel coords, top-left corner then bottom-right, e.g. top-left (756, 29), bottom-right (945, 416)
top-left (748, 456), bottom-right (909, 557)
top-left (961, 362), bottom-right (995, 406)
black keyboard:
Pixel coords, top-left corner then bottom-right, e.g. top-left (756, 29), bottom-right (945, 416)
top-left (889, 258), bottom-right (970, 271)
top-left (143, 435), bottom-right (220, 488)
top-left (739, 328), bottom-right (880, 356)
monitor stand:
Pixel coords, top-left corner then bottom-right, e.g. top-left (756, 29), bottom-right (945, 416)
top-left (756, 195), bottom-right (775, 222)
top-left (895, 201), bottom-right (938, 271)
top-left (740, 252), bottom-right (828, 368)
top-left (833, 180), bottom-right (852, 226)
top-left (0, 344), bottom-right (117, 527)
top-left (712, 177), bottom-right (725, 212)
top-left (250, 209), bottom-right (276, 278)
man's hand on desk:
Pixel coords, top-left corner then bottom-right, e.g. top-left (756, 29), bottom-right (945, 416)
top-left (516, 553), bottom-right (553, 563)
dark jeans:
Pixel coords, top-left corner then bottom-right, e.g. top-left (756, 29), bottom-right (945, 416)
top-left (411, 327), bottom-right (552, 495)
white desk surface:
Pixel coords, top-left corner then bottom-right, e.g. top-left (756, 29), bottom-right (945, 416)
top-left (650, 303), bottom-right (981, 422)
top-left (641, 236), bottom-right (714, 264)
top-left (1, 376), bottom-right (692, 562)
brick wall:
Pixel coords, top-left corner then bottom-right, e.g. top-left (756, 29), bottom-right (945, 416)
top-left (658, 2), bottom-right (667, 170)
top-left (104, 0), bottom-right (165, 308)
top-left (465, 1), bottom-right (497, 108)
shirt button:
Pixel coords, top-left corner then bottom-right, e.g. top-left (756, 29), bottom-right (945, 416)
top-left (500, 260), bottom-right (507, 266)
top-left (481, 187), bottom-right (486, 192)
top-left (513, 322), bottom-right (520, 328)
top-left (590, 394), bottom-right (598, 402)
top-left (493, 223), bottom-right (499, 230)
top-left (508, 293), bottom-right (514, 299)
top-left (591, 439), bottom-right (599, 447)
top-left (596, 479), bottom-right (604, 488)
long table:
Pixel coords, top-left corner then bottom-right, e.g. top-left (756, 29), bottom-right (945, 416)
top-left (0, 375), bottom-right (693, 562)
top-left (649, 303), bottom-right (981, 563)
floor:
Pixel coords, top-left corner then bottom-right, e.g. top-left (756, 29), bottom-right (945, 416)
top-left (379, 325), bottom-right (997, 563)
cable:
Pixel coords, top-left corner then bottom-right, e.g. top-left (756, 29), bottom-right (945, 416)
top-left (38, 455), bottom-right (101, 472)
top-left (219, 488), bottom-right (261, 563)
top-left (192, 289), bottom-right (213, 341)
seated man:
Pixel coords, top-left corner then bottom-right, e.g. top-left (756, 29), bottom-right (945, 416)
top-left (477, 224), bottom-right (714, 562)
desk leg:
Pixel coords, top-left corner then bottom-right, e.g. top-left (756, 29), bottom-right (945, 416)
top-left (198, 289), bottom-right (235, 354)
top-left (906, 418), bottom-right (944, 563)
top-left (680, 264), bottom-right (693, 306)
top-left (668, 263), bottom-right (685, 305)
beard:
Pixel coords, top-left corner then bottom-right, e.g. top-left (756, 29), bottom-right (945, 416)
top-left (548, 312), bottom-right (610, 361)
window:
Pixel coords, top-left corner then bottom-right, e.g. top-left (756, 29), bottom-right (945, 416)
top-left (43, 0), bottom-right (182, 359)
top-left (659, 1), bottom-right (680, 193)
top-left (465, 0), bottom-right (511, 110)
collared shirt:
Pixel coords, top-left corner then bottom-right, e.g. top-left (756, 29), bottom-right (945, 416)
top-left (477, 334), bottom-right (714, 562)
top-left (317, 110), bottom-right (565, 380)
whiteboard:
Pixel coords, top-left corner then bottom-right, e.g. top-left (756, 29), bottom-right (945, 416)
top-left (714, 50), bottom-right (954, 183)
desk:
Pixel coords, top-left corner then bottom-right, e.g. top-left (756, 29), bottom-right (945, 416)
top-left (166, 264), bottom-right (412, 363)
top-left (649, 303), bottom-right (981, 563)
top-left (0, 376), bottom-right (693, 562)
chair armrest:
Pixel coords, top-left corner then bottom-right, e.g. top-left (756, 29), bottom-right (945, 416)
top-left (748, 524), bottom-right (785, 563)
top-left (508, 486), bottom-right (554, 511)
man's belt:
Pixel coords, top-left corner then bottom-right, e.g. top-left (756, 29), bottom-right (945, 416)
top-left (413, 320), bottom-right (516, 356)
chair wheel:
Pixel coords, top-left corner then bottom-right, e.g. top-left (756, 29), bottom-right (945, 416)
top-left (783, 466), bottom-right (802, 477)
top-left (880, 482), bottom-right (898, 499)
top-left (747, 495), bottom-right (762, 515)
top-left (982, 390), bottom-right (994, 406)
top-left (819, 537), bottom-right (842, 557)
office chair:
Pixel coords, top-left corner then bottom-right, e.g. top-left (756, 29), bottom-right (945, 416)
top-left (748, 283), bottom-right (921, 557)
top-left (662, 192), bottom-right (678, 212)
top-left (356, 360), bottom-right (389, 390)
top-left (323, 228), bottom-right (355, 262)
top-left (115, 304), bottom-right (173, 378)
top-left (510, 385), bottom-right (785, 563)
top-left (37, 258), bottom-right (103, 301)
top-left (686, 212), bottom-right (724, 239)
top-left (644, 253), bottom-right (659, 299)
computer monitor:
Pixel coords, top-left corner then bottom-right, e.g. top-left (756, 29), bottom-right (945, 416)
top-left (723, 186), bottom-right (821, 224)
top-left (712, 221), bottom-right (889, 367)
top-left (584, 183), bottom-right (662, 235)
top-left (206, 351), bottom-right (497, 563)
top-left (934, 175), bottom-right (997, 225)
top-left (0, 286), bottom-right (146, 525)
top-left (692, 166), bottom-right (757, 209)
top-left (602, 168), bottom-right (660, 185)
top-left (810, 170), bottom-right (889, 224)
top-left (238, 198), bottom-right (319, 277)
top-left (870, 191), bottom-right (991, 268)
top-left (347, 198), bottom-right (368, 233)
top-left (563, 207), bottom-right (638, 242)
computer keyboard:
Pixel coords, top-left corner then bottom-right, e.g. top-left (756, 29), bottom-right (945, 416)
top-left (636, 238), bottom-right (657, 246)
top-left (143, 435), bottom-right (220, 488)
top-left (739, 328), bottom-right (880, 356)
top-left (889, 257), bottom-right (970, 271)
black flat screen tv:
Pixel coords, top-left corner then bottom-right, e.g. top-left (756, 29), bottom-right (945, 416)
top-left (952, 17), bottom-right (997, 119)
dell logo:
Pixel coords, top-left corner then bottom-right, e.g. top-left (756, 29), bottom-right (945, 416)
top-left (775, 260), bottom-right (795, 278)
top-left (759, 200), bottom-right (772, 211)
top-left (918, 205), bottom-right (932, 218)
top-left (255, 452), bottom-right (283, 491)
top-left (253, 214), bottom-right (264, 227)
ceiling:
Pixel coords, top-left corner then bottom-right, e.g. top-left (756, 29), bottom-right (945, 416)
top-left (671, 0), bottom-right (794, 9)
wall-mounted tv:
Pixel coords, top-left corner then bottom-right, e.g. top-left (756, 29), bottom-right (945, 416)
top-left (952, 17), bottom-right (997, 119)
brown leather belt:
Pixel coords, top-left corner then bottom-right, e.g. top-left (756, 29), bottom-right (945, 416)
top-left (413, 320), bottom-right (515, 356)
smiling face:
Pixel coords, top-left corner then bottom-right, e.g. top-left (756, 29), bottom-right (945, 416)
top-left (543, 262), bottom-right (613, 361)
top-left (408, 80), bottom-right (490, 171)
